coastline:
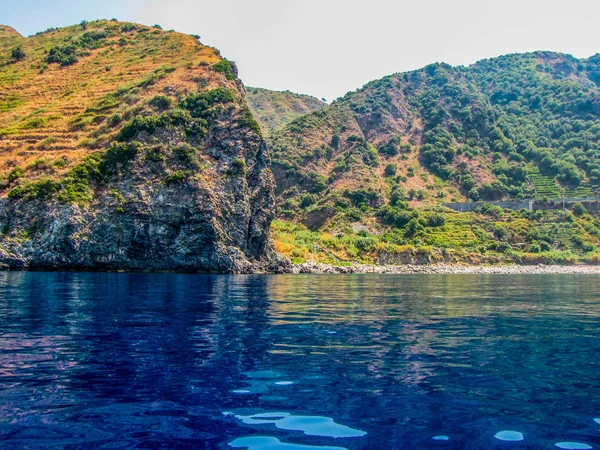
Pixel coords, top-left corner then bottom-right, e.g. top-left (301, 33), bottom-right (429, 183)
top-left (291, 261), bottom-right (600, 274)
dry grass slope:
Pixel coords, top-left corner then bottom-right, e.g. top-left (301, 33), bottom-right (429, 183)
top-left (0, 20), bottom-right (231, 191)
top-left (246, 87), bottom-right (326, 136)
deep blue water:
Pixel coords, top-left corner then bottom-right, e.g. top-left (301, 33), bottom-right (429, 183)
top-left (0, 273), bottom-right (599, 449)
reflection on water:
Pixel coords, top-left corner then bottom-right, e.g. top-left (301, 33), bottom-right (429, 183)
top-left (555, 443), bottom-right (593, 449)
top-left (494, 430), bottom-right (524, 441)
top-left (0, 272), bottom-right (599, 448)
top-left (229, 436), bottom-right (347, 450)
top-left (225, 412), bottom-right (366, 438)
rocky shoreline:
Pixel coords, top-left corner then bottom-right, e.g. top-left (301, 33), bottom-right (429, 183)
top-left (291, 261), bottom-right (600, 274)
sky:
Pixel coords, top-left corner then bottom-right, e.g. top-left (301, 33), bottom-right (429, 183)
top-left (1, 0), bottom-right (599, 101)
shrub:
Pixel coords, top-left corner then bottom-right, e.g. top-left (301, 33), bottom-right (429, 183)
top-left (14, 179), bottom-right (62, 200)
top-left (307, 173), bottom-right (327, 193)
top-left (238, 107), bottom-right (261, 135)
top-left (379, 135), bottom-right (401, 156)
top-left (164, 171), bottom-right (185, 185)
top-left (172, 142), bottom-right (196, 163)
top-left (300, 194), bottom-right (318, 208)
top-left (149, 95), bottom-right (172, 111)
top-left (571, 203), bottom-right (586, 216)
top-left (477, 203), bottom-right (503, 217)
top-left (100, 142), bottom-right (140, 175)
top-left (379, 205), bottom-right (413, 228)
top-left (331, 135), bottom-right (340, 149)
top-left (7, 167), bottom-right (23, 183)
top-left (404, 218), bottom-right (425, 237)
top-left (116, 110), bottom-right (191, 141)
top-left (57, 152), bottom-right (103, 204)
top-left (361, 143), bottom-right (379, 167)
top-left (181, 88), bottom-right (236, 118)
top-left (23, 117), bottom-right (48, 129)
top-left (46, 45), bottom-right (78, 66)
top-left (426, 213), bottom-right (445, 227)
top-left (344, 188), bottom-right (381, 208)
top-left (212, 59), bottom-right (235, 80)
top-left (11, 46), bottom-right (25, 61)
top-left (228, 158), bottom-right (246, 176)
top-left (7, 186), bottom-right (24, 199)
top-left (384, 163), bottom-right (397, 177)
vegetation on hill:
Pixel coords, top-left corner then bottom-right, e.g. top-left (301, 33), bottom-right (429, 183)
top-left (0, 20), bottom-right (282, 273)
top-left (268, 52), bottom-right (600, 265)
top-left (270, 52), bottom-right (600, 216)
top-left (2, 20), bottom-right (600, 268)
top-left (272, 203), bottom-right (600, 265)
top-left (246, 87), bottom-right (326, 135)
top-left (0, 19), bottom-right (234, 192)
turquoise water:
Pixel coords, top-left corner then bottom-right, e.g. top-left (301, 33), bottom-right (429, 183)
top-left (0, 272), bottom-right (599, 449)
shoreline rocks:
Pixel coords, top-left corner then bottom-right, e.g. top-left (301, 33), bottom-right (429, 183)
top-left (291, 261), bottom-right (600, 274)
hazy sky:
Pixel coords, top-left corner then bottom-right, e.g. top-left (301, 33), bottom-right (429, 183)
top-left (2, 0), bottom-right (599, 101)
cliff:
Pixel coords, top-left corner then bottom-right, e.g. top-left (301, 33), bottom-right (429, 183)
top-left (0, 20), bottom-right (287, 272)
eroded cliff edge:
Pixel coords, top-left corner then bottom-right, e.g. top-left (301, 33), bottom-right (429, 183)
top-left (0, 21), bottom-right (288, 273)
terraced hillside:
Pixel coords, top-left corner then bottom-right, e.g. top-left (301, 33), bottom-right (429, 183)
top-left (246, 87), bottom-right (326, 135)
top-left (0, 20), bottom-right (224, 189)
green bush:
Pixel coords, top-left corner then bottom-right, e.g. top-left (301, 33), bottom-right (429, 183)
top-left (571, 203), bottom-right (586, 216)
top-left (164, 171), bottom-right (185, 185)
top-left (384, 163), bottom-right (397, 177)
top-left (116, 110), bottom-right (191, 141)
top-left (212, 59), bottom-right (235, 80)
top-left (344, 188), bottom-right (381, 208)
top-left (427, 213), bottom-right (445, 227)
top-left (238, 108), bottom-right (261, 135)
top-left (149, 95), bottom-right (172, 111)
top-left (7, 167), bottom-right (23, 183)
top-left (300, 193), bottom-right (318, 208)
top-left (46, 45), bottom-right (78, 66)
top-left (9, 179), bottom-right (61, 201)
top-left (379, 205), bottom-right (413, 228)
top-left (100, 142), bottom-right (140, 175)
top-left (228, 158), bottom-right (246, 176)
top-left (11, 46), bottom-right (25, 61)
top-left (379, 135), bottom-right (401, 156)
top-left (181, 88), bottom-right (236, 118)
top-left (172, 142), bottom-right (196, 163)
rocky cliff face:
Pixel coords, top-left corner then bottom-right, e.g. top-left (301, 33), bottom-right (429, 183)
top-left (0, 126), bottom-right (285, 273)
top-left (0, 20), bottom-right (288, 273)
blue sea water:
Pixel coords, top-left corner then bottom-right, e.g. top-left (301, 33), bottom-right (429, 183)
top-left (0, 272), bottom-right (599, 449)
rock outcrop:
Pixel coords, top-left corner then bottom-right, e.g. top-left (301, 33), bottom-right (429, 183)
top-left (0, 20), bottom-right (288, 273)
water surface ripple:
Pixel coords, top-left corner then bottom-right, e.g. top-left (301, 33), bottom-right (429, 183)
top-left (0, 273), bottom-right (599, 448)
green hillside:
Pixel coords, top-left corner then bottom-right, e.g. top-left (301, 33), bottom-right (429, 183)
top-left (246, 87), bottom-right (326, 135)
top-left (270, 52), bottom-right (600, 216)
top-left (269, 52), bottom-right (600, 265)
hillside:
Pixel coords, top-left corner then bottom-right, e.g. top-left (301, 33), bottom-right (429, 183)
top-left (268, 52), bottom-right (600, 265)
top-left (246, 87), bottom-right (326, 135)
top-left (0, 20), bottom-right (285, 272)
top-left (270, 52), bottom-right (600, 220)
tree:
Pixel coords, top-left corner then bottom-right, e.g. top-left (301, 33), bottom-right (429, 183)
top-left (571, 203), bottom-right (586, 216)
top-left (384, 163), bottom-right (397, 177)
top-left (11, 46), bottom-right (25, 61)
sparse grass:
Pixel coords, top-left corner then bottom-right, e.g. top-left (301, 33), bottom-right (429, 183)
top-left (0, 19), bottom-right (226, 192)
